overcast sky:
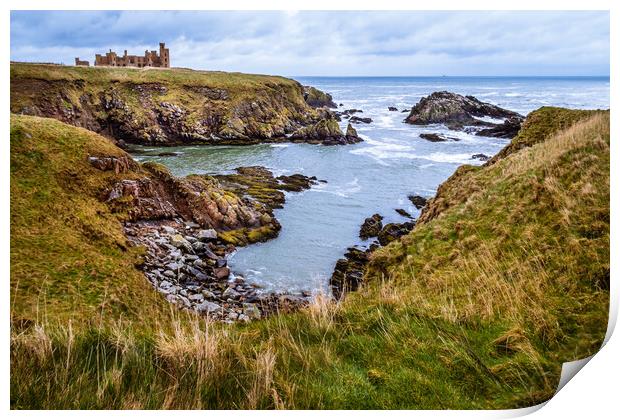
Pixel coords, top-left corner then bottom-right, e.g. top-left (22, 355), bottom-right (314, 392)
top-left (10, 10), bottom-right (609, 76)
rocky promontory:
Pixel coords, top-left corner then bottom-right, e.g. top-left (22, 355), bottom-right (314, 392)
top-left (405, 91), bottom-right (524, 138)
top-left (10, 63), bottom-right (357, 147)
top-left (96, 157), bottom-right (318, 318)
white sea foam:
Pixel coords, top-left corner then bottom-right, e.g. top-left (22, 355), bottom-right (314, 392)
top-left (422, 152), bottom-right (474, 164)
top-left (309, 177), bottom-right (361, 198)
top-left (475, 116), bottom-right (506, 124)
top-left (374, 115), bottom-right (397, 128)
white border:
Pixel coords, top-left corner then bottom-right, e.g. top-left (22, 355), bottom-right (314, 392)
top-left (2, 1), bottom-right (617, 419)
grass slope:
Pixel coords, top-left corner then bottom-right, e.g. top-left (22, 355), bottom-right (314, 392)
top-left (10, 114), bottom-right (169, 324)
top-left (10, 109), bottom-right (609, 409)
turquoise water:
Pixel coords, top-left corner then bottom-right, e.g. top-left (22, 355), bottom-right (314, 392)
top-left (132, 76), bottom-right (609, 293)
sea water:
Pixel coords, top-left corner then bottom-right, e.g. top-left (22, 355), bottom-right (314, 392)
top-left (131, 76), bottom-right (609, 293)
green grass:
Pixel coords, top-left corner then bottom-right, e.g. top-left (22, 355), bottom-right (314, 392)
top-left (10, 109), bottom-right (610, 409)
top-left (10, 62), bottom-right (300, 91)
top-left (10, 114), bottom-right (170, 324)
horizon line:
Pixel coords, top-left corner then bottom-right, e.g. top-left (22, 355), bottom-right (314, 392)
top-left (289, 74), bottom-right (611, 78)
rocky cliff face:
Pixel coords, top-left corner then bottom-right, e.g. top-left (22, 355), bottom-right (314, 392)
top-left (10, 63), bottom-right (359, 146)
top-left (89, 155), bottom-right (279, 243)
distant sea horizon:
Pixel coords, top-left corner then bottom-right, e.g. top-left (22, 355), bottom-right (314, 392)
top-left (289, 75), bottom-right (610, 79)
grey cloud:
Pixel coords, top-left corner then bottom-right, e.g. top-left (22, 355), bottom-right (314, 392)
top-left (10, 10), bottom-right (609, 76)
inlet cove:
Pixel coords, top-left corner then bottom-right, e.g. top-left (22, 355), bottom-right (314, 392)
top-left (10, 63), bottom-right (610, 409)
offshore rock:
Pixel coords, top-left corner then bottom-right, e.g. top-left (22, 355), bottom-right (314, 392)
top-left (345, 123), bottom-right (362, 143)
top-left (408, 195), bottom-right (428, 209)
top-left (359, 214), bottom-right (383, 239)
top-left (405, 91), bottom-right (523, 136)
top-left (419, 133), bottom-right (460, 142)
top-left (472, 153), bottom-right (491, 161)
top-left (378, 222), bottom-right (415, 246)
top-left (395, 208), bottom-right (413, 218)
top-left (349, 116), bottom-right (372, 124)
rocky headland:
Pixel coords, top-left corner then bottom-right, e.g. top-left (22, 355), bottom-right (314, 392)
top-left (10, 63), bottom-right (361, 147)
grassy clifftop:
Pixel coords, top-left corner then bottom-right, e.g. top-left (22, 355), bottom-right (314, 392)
top-left (10, 63), bottom-right (339, 145)
top-left (11, 62), bottom-right (300, 95)
top-left (10, 109), bottom-right (609, 409)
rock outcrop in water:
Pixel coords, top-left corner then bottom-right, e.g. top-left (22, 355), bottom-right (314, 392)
top-left (290, 118), bottom-right (362, 145)
top-left (303, 86), bottom-right (337, 108)
top-left (10, 63), bottom-right (355, 147)
top-left (408, 195), bottom-right (428, 209)
top-left (419, 133), bottom-right (460, 142)
top-left (359, 214), bottom-right (383, 239)
top-left (349, 116), bottom-right (373, 124)
top-left (331, 215), bottom-right (416, 298)
top-left (405, 91), bottom-right (524, 137)
top-left (333, 109), bottom-right (364, 121)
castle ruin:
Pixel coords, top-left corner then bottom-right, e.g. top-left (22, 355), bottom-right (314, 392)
top-left (75, 42), bottom-right (170, 68)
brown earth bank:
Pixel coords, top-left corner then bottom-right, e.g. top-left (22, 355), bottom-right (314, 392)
top-left (10, 63), bottom-right (361, 146)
